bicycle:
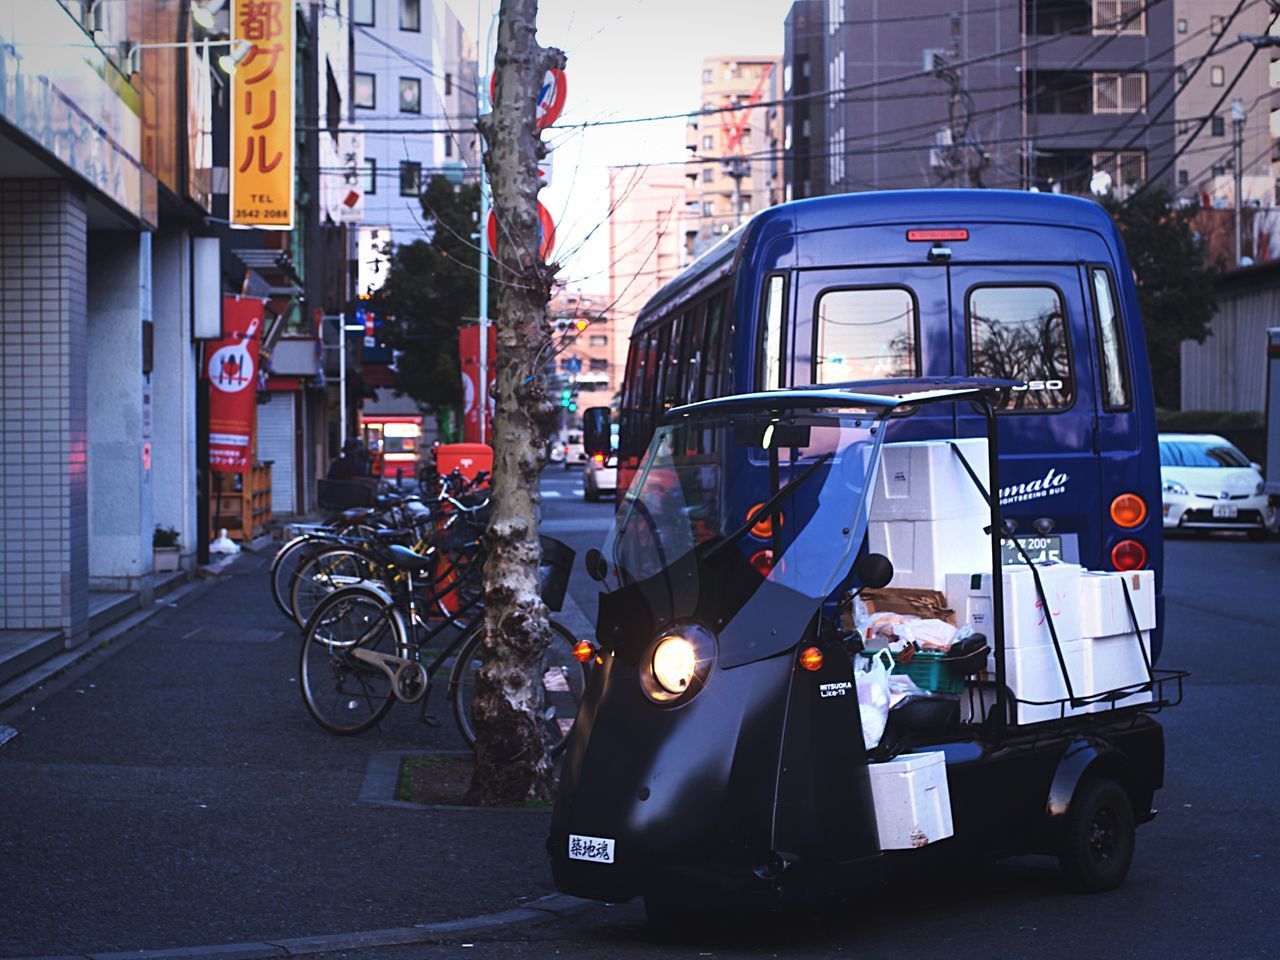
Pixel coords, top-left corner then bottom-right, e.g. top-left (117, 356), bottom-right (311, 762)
top-left (298, 532), bottom-right (585, 753)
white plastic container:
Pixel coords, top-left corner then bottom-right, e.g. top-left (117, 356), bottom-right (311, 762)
top-left (867, 751), bottom-right (954, 850)
top-left (1078, 570), bottom-right (1156, 638)
top-left (1083, 629), bottom-right (1154, 713)
top-left (870, 438), bottom-right (991, 522)
top-left (945, 563), bottom-right (1083, 650)
top-left (868, 514), bottom-right (991, 590)
top-left (1003, 638), bottom-right (1090, 725)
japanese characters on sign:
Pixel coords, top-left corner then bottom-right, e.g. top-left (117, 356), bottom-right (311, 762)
top-left (207, 297), bottom-right (264, 473)
top-left (230, 0), bottom-right (295, 229)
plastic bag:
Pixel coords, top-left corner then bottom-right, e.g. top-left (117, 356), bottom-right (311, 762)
top-left (856, 649), bottom-right (893, 750)
top-left (894, 618), bottom-right (960, 651)
top-left (888, 672), bottom-right (928, 708)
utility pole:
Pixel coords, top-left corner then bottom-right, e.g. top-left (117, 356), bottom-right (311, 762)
top-left (477, 77), bottom-right (491, 445)
top-left (1231, 97), bottom-right (1246, 266)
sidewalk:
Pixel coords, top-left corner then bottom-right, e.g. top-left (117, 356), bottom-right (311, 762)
top-left (0, 552), bottom-right (588, 958)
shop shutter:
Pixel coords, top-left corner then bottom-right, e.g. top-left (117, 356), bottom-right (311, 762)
top-left (257, 395), bottom-right (296, 515)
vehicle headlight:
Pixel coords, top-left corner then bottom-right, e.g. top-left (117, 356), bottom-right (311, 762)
top-left (652, 637), bottom-right (697, 694)
top-left (1162, 480), bottom-right (1188, 497)
top-left (1256, 480), bottom-right (1265, 497)
top-left (642, 622), bottom-right (716, 704)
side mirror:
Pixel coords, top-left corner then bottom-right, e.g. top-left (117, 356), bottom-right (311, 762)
top-left (582, 407), bottom-right (611, 458)
top-left (584, 547), bottom-right (609, 583)
top-left (855, 552), bottom-right (894, 590)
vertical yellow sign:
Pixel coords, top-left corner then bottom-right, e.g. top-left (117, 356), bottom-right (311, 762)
top-left (230, 0), bottom-right (295, 229)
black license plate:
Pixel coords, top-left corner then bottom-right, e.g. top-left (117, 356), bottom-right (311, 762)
top-left (1001, 535), bottom-right (1064, 565)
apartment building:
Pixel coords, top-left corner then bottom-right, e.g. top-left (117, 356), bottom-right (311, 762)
top-left (784, 0), bottom-right (1177, 198)
top-left (783, 0), bottom-right (828, 201)
top-left (684, 55), bottom-right (783, 258)
top-left (1172, 0), bottom-right (1275, 209)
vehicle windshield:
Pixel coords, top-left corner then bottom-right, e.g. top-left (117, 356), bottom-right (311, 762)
top-left (1160, 438), bottom-right (1250, 469)
top-left (597, 406), bottom-right (887, 667)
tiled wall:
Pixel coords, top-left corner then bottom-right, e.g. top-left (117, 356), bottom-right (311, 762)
top-left (0, 180), bottom-right (90, 643)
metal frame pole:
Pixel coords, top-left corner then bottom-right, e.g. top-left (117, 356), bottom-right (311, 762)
top-left (339, 312), bottom-right (347, 449)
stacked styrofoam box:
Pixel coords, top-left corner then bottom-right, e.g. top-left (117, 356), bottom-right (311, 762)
top-left (867, 438), bottom-right (992, 590)
top-left (1077, 571), bottom-right (1157, 712)
top-left (867, 751), bottom-right (954, 849)
top-left (946, 563), bottom-right (1090, 724)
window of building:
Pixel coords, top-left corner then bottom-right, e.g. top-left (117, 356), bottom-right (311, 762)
top-left (1177, 67), bottom-right (1188, 85)
top-left (589, 358), bottom-right (609, 372)
top-left (353, 0), bottom-right (374, 26)
top-left (1210, 65), bottom-right (1225, 87)
top-left (1211, 14), bottom-right (1226, 35)
top-left (1176, 18), bottom-right (1186, 34)
top-left (399, 161), bottom-right (421, 196)
top-left (588, 334), bottom-right (607, 347)
top-left (354, 72), bottom-right (375, 109)
top-left (1093, 0), bottom-right (1145, 36)
top-left (783, 63), bottom-right (792, 93)
top-left (702, 68), bottom-right (712, 83)
top-left (815, 288), bottom-right (917, 383)
top-left (1093, 72), bottom-right (1146, 113)
top-left (739, 196), bottom-right (751, 213)
top-left (1090, 268), bottom-right (1130, 411)
top-left (444, 73), bottom-right (453, 96)
top-left (1178, 169), bottom-right (1188, 186)
top-left (443, 134), bottom-right (452, 157)
top-left (702, 167), bottom-right (715, 183)
top-left (784, 124), bottom-right (793, 151)
top-left (969, 285), bottom-right (1073, 410)
top-left (702, 200), bottom-right (714, 216)
top-left (1092, 149), bottom-right (1146, 197)
top-left (399, 77), bottom-right (421, 113)
top-left (400, 0), bottom-right (420, 31)
top-left (1213, 164), bottom-right (1226, 177)
top-left (1212, 114), bottom-right (1226, 136)
top-left (365, 157), bottom-right (377, 194)
top-left (702, 134), bottom-right (714, 150)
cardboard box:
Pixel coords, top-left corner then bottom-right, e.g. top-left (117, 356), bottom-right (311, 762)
top-left (868, 751), bottom-right (954, 849)
top-left (870, 438), bottom-right (991, 522)
top-left (860, 587), bottom-right (957, 625)
top-left (1078, 570), bottom-right (1156, 638)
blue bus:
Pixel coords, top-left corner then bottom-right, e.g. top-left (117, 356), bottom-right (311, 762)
top-left (606, 189), bottom-right (1164, 654)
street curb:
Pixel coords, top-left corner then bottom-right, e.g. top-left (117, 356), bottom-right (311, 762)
top-left (2, 894), bottom-right (591, 960)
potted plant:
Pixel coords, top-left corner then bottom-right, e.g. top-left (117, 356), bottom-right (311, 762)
top-left (153, 526), bottom-right (181, 573)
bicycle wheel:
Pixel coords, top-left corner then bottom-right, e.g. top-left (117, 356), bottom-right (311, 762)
top-left (449, 619), bottom-right (587, 756)
top-left (290, 546), bottom-right (382, 627)
top-left (271, 536), bottom-right (331, 620)
top-left (299, 586), bottom-right (406, 735)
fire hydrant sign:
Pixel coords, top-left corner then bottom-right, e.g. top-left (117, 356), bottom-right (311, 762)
top-left (230, 0), bottom-right (295, 229)
top-left (208, 297), bottom-right (263, 473)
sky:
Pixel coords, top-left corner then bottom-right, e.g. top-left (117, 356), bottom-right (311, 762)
top-left (468, 0), bottom-right (795, 293)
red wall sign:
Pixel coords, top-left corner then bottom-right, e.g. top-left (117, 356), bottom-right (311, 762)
top-left (207, 296), bottom-right (263, 473)
top-left (459, 323), bottom-right (497, 444)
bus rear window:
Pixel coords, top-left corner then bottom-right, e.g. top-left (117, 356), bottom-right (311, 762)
top-left (968, 285), bottom-right (1073, 410)
top-left (814, 288), bottom-right (917, 383)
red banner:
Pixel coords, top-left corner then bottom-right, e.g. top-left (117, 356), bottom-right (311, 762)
top-left (459, 323), bottom-right (496, 443)
top-left (207, 297), bottom-right (263, 472)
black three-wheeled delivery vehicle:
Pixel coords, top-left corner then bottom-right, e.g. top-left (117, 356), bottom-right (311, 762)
top-left (550, 380), bottom-right (1184, 921)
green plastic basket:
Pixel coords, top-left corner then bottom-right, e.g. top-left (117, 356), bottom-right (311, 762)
top-left (893, 650), bottom-right (966, 695)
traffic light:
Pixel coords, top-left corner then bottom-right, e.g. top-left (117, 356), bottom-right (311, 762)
top-left (573, 318), bottom-right (589, 334)
top-left (560, 388), bottom-right (573, 408)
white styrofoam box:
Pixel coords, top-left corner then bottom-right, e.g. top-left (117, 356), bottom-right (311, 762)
top-left (1083, 630), bottom-right (1154, 713)
top-left (870, 438), bottom-right (991, 523)
top-left (869, 514), bottom-right (991, 590)
top-left (1004, 638), bottom-right (1090, 725)
top-left (945, 563), bottom-right (1083, 649)
top-left (1078, 570), bottom-right (1157, 638)
top-left (867, 750), bottom-right (954, 849)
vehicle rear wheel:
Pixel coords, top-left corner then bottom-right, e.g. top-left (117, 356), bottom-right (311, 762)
top-left (643, 896), bottom-right (702, 936)
top-left (1058, 777), bottom-right (1135, 893)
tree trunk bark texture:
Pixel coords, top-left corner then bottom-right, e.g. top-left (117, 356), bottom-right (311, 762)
top-left (466, 0), bottom-right (565, 806)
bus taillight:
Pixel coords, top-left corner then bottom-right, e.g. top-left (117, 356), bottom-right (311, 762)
top-left (1111, 539), bottom-right (1147, 571)
top-left (906, 228), bottom-right (969, 242)
top-left (1110, 493), bottom-right (1147, 528)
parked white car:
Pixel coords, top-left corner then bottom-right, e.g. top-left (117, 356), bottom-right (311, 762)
top-left (562, 432), bottom-right (586, 471)
top-left (583, 452), bottom-right (617, 502)
top-left (1159, 433), bottom-right (1274, 540)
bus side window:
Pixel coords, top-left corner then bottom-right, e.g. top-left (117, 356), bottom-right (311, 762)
top-left (680, 302), bottom-right (707, 406)
top-left (968, 285), bottom-right (1074, 411)
top-left (656, 314), bottom-right (683, 413)
top-left (619, 344), bottom-right (643, 457)
top-left (701, 292), bottom-right (726, 401)
top-left (635, 331), bottom-right (656, 442)
top-left (1090, 267), bottom-right (1131, 411)
top-left (758, 274), bottom-right (786, 390)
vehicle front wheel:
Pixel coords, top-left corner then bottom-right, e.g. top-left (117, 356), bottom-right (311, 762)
top-left (1058, 778), bottom-right (1135, 893)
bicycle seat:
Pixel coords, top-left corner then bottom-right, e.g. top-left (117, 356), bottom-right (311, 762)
top-left (340, 507), bottom-right (376, 521)
top-left (386, 544), bottom-right (435, 572)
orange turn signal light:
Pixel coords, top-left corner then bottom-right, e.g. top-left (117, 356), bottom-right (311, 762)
top-left (1110, 493), bottom-right (1147, 528)
top-left (572, 640), bottom-right (596, 663)
top-left (799, 646), bottom-right (824, 672)
top-left (1111, 539), bottom-right (1147, 571)
top-left (746, 502), bottom-right (780, 539)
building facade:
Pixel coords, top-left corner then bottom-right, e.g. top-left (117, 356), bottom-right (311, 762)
top-left (784, 0), bottom-right (1178, 199)
top-left (783, 1), bottom-right (828, 201)
top-left (684, 55), bottom-right (782, 257)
